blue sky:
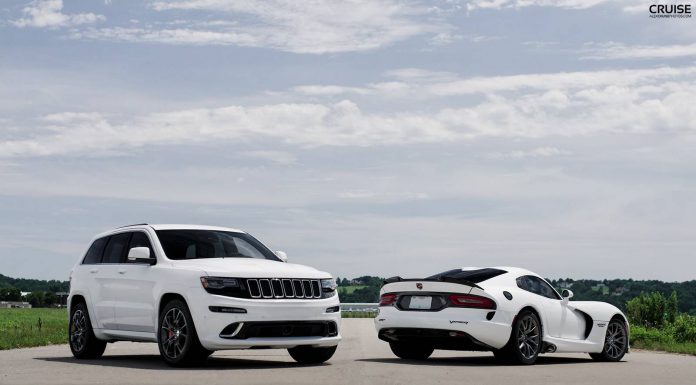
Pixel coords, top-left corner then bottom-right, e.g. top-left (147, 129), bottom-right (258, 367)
top-left (1, 0), bottom-right (695, 281)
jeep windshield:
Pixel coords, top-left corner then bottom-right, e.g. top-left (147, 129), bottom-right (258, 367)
top-left (155, 230), bottom-right (280, 261)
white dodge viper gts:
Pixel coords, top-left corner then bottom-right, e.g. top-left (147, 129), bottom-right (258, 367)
top-left (375, 267), bottom-right (629, 364)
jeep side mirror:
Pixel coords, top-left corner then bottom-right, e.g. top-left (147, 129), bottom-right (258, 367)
top-left (127, 247), bottom-right (156, 265)
top-left (275, 250), bottom-right (288, 263)
top-left (562, 289), bottom-right (574, 301)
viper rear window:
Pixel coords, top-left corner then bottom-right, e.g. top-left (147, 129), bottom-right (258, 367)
top-left (427, 268), bottom-right (507, 283)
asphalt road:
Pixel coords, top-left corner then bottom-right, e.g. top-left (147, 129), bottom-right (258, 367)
top-left (1, 319), bottom-right (695, 385)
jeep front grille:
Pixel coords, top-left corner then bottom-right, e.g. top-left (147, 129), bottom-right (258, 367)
top-left (246, 279), bottom-right (322, 299)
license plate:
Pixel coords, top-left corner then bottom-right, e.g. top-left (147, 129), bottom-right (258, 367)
top-left (409, 296), bottom-right (432, 309)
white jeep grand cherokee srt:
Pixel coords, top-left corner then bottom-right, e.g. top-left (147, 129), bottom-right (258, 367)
top-left (68, 224), bottom-right (341, 366)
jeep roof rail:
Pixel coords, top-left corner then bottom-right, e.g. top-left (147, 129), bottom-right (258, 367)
top-left (116, 223), bottom-right (149, 228)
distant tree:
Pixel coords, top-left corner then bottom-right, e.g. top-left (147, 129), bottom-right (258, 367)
top-left (341, 286), bottom-right (380, 303)
top-left (0, 274), bottom-right (69, 293)
top-left (44, 292), bottom-right (57, 306)
top-left (0, 286), bottom-right (21, 301)
top-left (26, 291), bottom-right (46, 307)
top-left (667, 291), bottom-right (679, 324)
top-left (354, 276), bottom-right (383, 287)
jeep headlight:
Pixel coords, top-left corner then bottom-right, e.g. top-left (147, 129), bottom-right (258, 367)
top-left (200, 277), bottom-right (240, 290)
top-left (321, 278), bottom-right (337, 298)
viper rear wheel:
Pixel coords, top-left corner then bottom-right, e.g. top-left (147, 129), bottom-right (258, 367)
top-left (495, 310), bottom-right (541, 365)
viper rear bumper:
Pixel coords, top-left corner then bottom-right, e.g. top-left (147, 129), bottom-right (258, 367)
top-left (378, 327), bottom-right (496, 351)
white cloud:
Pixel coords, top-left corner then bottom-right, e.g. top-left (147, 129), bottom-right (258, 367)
top-left (11, 0), bottom-right (104, 28)
top-left (292, 85), bottom-right (371, 96)
top-left (3, 65), bottom-right (696, 157)
top-left (488, 146), bottom-right (571, 159)
top-left (72, 0), bottom-right (443, 54)
top-left (71, 26), bottom-right (259, 46)
top-left (0, 101), bottom-right (454, 156)
top-left (292, 68), bottom-right (458, 97)
top-left (337, 190), bottom-right (429, 201)
top-left (465, 0), bottom-right (611, 11)
top-left (423, 66), bottom-right (696, 96)
top-left (621, 2), bottom-right (650, 13)
top-left (385, 67), bottom-right (458, 81)
top-left (581, 42), bottom-right (696, 60)
top-left (241, 150), bottom-right (297, 165)
top-left (289, 66), bottom-right (696, 99)
top-left (429, 32), bottom-right (464, 45)
top-left (522, 41), bottom-right (560, 50)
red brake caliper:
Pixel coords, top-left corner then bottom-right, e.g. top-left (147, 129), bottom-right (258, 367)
top-left (168, 317), bottom-right (177, 338)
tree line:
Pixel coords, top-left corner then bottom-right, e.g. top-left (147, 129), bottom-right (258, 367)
top-left (0, 274), bottom-right (68, 307)
top-left (0, 274), bottom-right (69, 293)
top-left (2, 272), bottom-right (696, 314)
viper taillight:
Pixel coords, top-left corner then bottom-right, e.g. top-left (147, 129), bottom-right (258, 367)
top-left (379, 293), bottom-right (397, 306)
top-left (448, 294), bottom-right (496, 309)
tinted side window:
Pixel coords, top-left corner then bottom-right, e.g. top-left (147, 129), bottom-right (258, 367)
top-left (533, 277), bottom-right (561, 300)
top-left (127, 232), bottom-right (154, 262)
top-left (83, 237), bottom-right (108, 264)
top-left (516, 275), bottom-right (560, 300)
top-left (516, 276), bottom-right (534, 292)
top-left (102, 232), bottom-right (132, 264)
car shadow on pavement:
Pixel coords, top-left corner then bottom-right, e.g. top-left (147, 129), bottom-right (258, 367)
top-left (358, 355), bottom-right (599, 367)
top-left (35, 355), bottom-right (325, 370)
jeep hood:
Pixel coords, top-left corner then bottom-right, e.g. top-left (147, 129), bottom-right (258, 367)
top-left (170, 258), bottom-right (331, 279)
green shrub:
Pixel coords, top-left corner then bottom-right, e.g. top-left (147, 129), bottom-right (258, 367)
top-left (630, 325), bottom-right (674, 344)
top-left (672, 314), bottom-right (696, 343)
top-left (626, 291), bottom-right (678, 328)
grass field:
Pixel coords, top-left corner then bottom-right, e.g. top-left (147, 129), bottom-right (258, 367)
top-left (630, 325), bottom-right (696, 355)
top-left (338, 285), bottom-right (367, 295)
top-left (341, 310), bottom-right (377, 318)
top-left (0, 308), bottom-right (68, 350)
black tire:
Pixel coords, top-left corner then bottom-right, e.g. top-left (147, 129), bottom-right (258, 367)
top-left (157, 299), bottom-right (212, 367)
top-left (288, 345), bottom-right (337, 364)
top-left (590, 318), bottom-right (628, 362)
top-left (69, 302), bottom-right (107, 359)
top-left (389, 342), bottom-right (434, 360)
top-left (496, 309), bottom-right (542, 365)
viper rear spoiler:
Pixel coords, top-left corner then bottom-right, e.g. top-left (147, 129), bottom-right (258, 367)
top-left (382, 276), bottom-right (483, 290)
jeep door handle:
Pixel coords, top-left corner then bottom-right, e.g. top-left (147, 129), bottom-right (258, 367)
top-left (118, 270), bottom-right (126, 274)
top-left (90, 269), bottom-right (98, 274)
